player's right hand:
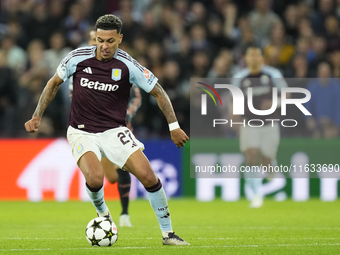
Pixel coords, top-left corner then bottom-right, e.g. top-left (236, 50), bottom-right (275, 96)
top-left (171, 128), bottom-right (189, 148)
top-left (25, 116), bottom-right (41, 133)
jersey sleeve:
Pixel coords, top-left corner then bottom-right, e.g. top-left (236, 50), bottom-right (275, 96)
top-left (128, 65), bottom-right (158, 93)
top-left (262, 66), bottom-right (288, 91)
top-left (56, 46), bottom-right (95, 82)
top-left (56, 51), bottom-right (77, 82)
top-left (116, 49), bottom-right (158, 92)
top-left (232, 68), bottom-right (250, 87)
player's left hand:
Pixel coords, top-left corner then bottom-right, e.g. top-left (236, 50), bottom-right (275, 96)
top-left (170, 128), bottom-right (189, 148)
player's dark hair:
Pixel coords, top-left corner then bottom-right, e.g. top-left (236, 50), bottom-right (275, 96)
top-left (95, 14), bottom-right (122, 34)
top-left (246, 46), bottom-right (263, 55)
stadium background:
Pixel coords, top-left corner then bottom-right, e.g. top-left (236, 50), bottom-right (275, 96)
top-left (0, 0), bottom-right (340, 202)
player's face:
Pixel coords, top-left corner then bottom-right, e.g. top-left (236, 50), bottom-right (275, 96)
top-left (95, 29), bottom-right (123, 61)
top-left (245, 48), bottom-right (263, 69)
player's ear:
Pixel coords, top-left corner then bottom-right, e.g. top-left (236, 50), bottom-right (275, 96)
top-left (119, 33), bottom-right (123, 44)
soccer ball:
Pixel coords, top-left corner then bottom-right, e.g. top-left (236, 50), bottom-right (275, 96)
top-left (85, 217), bottom-right (118, 246)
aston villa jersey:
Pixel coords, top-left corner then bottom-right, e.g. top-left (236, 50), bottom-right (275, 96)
top-left (232, 65), bottom-right (287, 121)
top-left (57, 46), bottom-right (157, 133)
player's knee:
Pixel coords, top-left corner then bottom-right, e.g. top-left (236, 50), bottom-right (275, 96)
top-left (144, 177), bottom-right (162, 192)
top-left (245, 158), bottom-right (256, 166)
top-left (139, 171), bottom-right (158, 188)
top-left (86, 172), bottom-right (104, 188)
top-left (245, 151), bottom-right (258, 165)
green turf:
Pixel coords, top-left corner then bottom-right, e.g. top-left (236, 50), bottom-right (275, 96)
top-left (0, 199), bottom-right (339, 254)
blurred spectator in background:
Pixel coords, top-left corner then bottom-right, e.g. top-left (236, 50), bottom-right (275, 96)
top-left (283, 4), bottom-right (299, 43)
top-left (191, 51), bottom-right (210, 77)
top-left (189, 1), bottom-right (207, 23)
top-left (0, 34), bottom-right (27, 76)
top-left (297, 1), bottom-right (311, 20)
top-left (44, 32), bottom-right (72, 114)
top-left (0, 0), bottom-right (31, 25)
top-left (207, 16), bottom-right (234, 58)
top-left (25, 2), bottom-right (52, 47)
top-left (283, 54), bottom-right (310, 137)
top-left (330, 50), bottom-right (340, 78)
top-left (232, 16), bottom-right (261, 67)
top-left (6, 18), bottom-right (29, 49)
top-left (119, 2), bottom-right (141, 44)
top-left (143, 9), bottom-right (165, 43)
top-left (297, 17), bottom-right (314, 41)
top-left (48, 1), bottom-right (66, 33)
top-left (45, 32), bottom-right (71, 77)
top-left (171, 35), bottom-right (192, 78)
top-left (17, 74), bottom-right (62, 138)
top-left (208, 49), bottom-right (235, 78)
top-left (249, 0), bottom-right (282, 46)
top-left (64, 2), bottom-right (90, 48)
top-left (285, 54), bottom-right (310, 79)
top-left (305, 62), bottom-right (340, 138)
top-left (294, 36), bottom-right (310, 58)
top-left (336, 0), bottom-right (340, 17)
top-left (189, 23), bottom-right (209, 52)
top-left (132, 35), bottom-right (147, 59)
top-left (0, 51), bottom-right (17, 137)
top-left (308, 35), bottom-right (327, 76)
top-left (19, 39), bottom-right (48, 89)
top-left (0, 0), bottom-right (339, 139)
top-left (264, 24), bottom-right (295, 69)
top-left (324, 15), bottom-right (340, 53)
top-left (147, 42), bottom-right (164, 70)
top-left (311, 0), bottom-right (335, 34)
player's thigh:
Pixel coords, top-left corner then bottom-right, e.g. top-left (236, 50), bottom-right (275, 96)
top-left (260, 123), bottom-right (280, 160)
top-left (102, 157), bottom-right (119, 184)
top-left (67, 126), bottom-right (103, 186)
top-left (122, 149), bottom-right (158, 188)
top-left (67, 125), bottom-right (102, 162)
top-left (100, 127), bottom-right (145, 169)
top-left (239, 125), bottom-right (261, 152)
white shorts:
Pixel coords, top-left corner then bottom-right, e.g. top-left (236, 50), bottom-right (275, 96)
top-left (239, 122), bottom-right (280, 159)
top-left (67, 125), bottom-right (144, 168)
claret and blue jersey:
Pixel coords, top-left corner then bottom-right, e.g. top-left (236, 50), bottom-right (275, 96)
top-left (57, 46), bottom-right (157, 133)
top-left (232, 65), bottom-right (288, 121)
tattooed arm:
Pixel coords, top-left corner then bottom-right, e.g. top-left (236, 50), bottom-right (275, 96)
top-left (149, 82), bottom-right (189, 148)
top-left (25, 73), bottom-right (64, 133)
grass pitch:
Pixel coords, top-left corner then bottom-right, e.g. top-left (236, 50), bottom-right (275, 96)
top-left (0, 199), bottom-right (339, 255)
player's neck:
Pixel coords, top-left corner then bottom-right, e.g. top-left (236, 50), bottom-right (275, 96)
top-left (248, 66), bottom-right (262, 74)
top-left (95, 54), bottom-right (113, 62)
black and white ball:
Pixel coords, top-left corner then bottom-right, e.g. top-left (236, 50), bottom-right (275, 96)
top-left (85, 217), bottom-right (118, 246)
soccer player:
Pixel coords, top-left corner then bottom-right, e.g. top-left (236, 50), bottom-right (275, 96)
top-left (25, 14), bottom-right (190, 245)
top-left (69, 29), bottom-right (141, 227)
top-left (231, 47), bottom-right (287, 208)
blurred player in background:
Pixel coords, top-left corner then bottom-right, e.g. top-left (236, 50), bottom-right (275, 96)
top-left (231, 47), bottom-right (287, 208)
top-left (69, 29), bottom-right (142, 227)
top-left (25, 14), bottom-right (189, 245)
